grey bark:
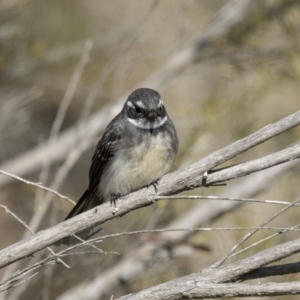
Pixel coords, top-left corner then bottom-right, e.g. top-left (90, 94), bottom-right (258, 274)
top-left (0, 110), bottom-right (299, 269)
top-left (118, 237), bottom-right (300, 299)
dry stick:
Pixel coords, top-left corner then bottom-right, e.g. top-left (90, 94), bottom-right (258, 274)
top-left (204, 239), bottom-right (300, 284)
top-left (70, 235), bottom-right (108, 254)
top-left (203, 147), bottom-right (300, 265)
top-left (0, 0), bottom-right (254, 188)
top-left (0, 273), bottom-right (39, 293)
top-left (0, 221), bottom-right (277, 287)
top-left (8, 161), bottom-right (297, 300)
top-left (157, 195), bottom-right (300, 207)
top-left (0, 205), bottom-right (35, 235)
top-left (57, 161), bottom-right (299, 300)
top-left (0, 110), bottom-right (299, 270)
top-left (59, 160), bottom-right (299, 300)
top-left (0, 259), bottom-right (50, 293)
top-left (230, 223), bottom-right (300, 260)
top-left (78, 227), bottom-right (300, 243)
top-left (0, 205), bottom-right (70, 269)
top-left (118, 282), bottom-right (300, 300)
top-left (239, 261), bottom-right (300, 281)
top-left (159, 162), bottom-right (299, 243)
top-left (0, 169), bottom-right (75, 205)
top-left (0, 235), bottom-right (121, 293)
top-left (117, 238), bottom-right (300, 300)
top-left (214, 196), bottom-right (300, 267)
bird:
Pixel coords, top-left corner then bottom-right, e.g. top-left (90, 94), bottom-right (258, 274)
top-left (63, 88), bottom-right (178, 243)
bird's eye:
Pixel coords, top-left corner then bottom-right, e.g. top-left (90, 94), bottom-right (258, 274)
top-left (134, 105), bottom-right (142, 114)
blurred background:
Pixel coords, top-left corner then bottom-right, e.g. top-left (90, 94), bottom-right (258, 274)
top-left (0, 0), bottom-right (300, 299)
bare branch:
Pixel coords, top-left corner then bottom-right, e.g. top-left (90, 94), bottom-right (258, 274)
top-left (227, 223), bottom-right (300, 260)
top-left (0, 110), bottom-right (299, 269)
top-left (0, 205), bottom-right (70, 269)
top-left (0, 169), bottom-right (75, 205)
top-left (118, 281), bottom-right (300, 299)
top-left (215, 196), bottom-right (300, 266)
top-left (157, 195), bottom-right (300, 207)
top-left (240, 261), bottom-right (300, 281)
top-left (48, 157), bottom-right (300, 300)
top-left (0, 272), bottom-right (38, 293)
top-left (0, 205), bottom-right (35, 236)
top-left (84, 227), bottom-right (300, 244)
top-left (117, 237), bottom-right (300, 299)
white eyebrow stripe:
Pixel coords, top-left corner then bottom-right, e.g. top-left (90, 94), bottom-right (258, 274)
top-left (158, 98), bottom-right (163, 107)
top-left (126, 101), bottom-right (134, 108)
top-left (136, 101), bottom-right (146, 109)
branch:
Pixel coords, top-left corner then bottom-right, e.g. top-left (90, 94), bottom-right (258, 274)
top-left (240, 261), bottom-right (300, 281)
top-left (39, 160), bottom-right (300, 300)
top-left (118, 281), bottom-right (300, 299)
top-left (0, 169), bottom-right (75, 205)
top-left (117, 237), bottom-right (300, 299)
top-left (0, 110), bottom-right (299, 269)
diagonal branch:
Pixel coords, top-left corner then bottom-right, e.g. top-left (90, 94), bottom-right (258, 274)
top-left (117, 237), bottom-right (300, 300)
top-left (118, 281), bottom-right (300, 299)
top-left (57, 160), bottom-right (299, 300)
top-left (0, 110), bottom-right (299, 269)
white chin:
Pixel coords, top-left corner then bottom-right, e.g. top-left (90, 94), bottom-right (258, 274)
top-left (128, 116), bottom-right (168, 129)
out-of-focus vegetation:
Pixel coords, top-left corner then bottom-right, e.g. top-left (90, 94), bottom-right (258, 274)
top-left (1, 0), bottom-right (300, 299)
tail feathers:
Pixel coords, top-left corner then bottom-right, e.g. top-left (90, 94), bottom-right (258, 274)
top-left (64, 190), bottom-right (89, 220)
top-left (57, 190), bottom-right (98, 246)
top-left (54, 190), bottom-right (92, 246)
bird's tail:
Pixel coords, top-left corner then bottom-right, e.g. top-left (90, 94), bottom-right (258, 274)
top-left (57, 190), bottom-right (100, 245)
top-left (64, 189), bottom-right (89, 220)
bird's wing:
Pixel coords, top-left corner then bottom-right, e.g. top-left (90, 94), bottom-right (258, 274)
top-left (64, 116), bottom-right (125, 220)
top-left (87, 117), bottom-right (125, 201)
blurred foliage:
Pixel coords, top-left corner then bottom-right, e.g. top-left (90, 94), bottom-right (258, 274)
top-left (1, 0), bottom-right (300, 299)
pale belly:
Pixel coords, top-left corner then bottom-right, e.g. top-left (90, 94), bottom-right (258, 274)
top-left (99, 132), bottom-right (175, 201)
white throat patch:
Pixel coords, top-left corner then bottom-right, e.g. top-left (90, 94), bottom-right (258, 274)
top-left (128, 116), bottom-right (168, 130)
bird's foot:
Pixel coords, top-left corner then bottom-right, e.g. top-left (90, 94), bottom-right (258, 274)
top-left (111, 193), bottom-right (121, 214)
top-left (146, 180), bottom-right (159, 193)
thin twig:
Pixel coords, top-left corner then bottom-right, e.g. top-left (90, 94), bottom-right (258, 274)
top-left (0, 272), bottom-right (38, 293)
top-left (228, 223), bottom-right (300, 259)
top-left (0, 205), bottom-right (35, 235)
top-left (0, 205), bottom-right (70, 269)
top-left (70, 234), bottom-right (106, 254)
top-left (215, 197), bottom-right (300, 267)
top-left (85, 227), bottom-right (300, 244)
top-left (157, 195), bottom-right (298, 207)
top-left (0, 239), bottom-right (119, 292)
top-left (0, 169), bottom-right (75, 205)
